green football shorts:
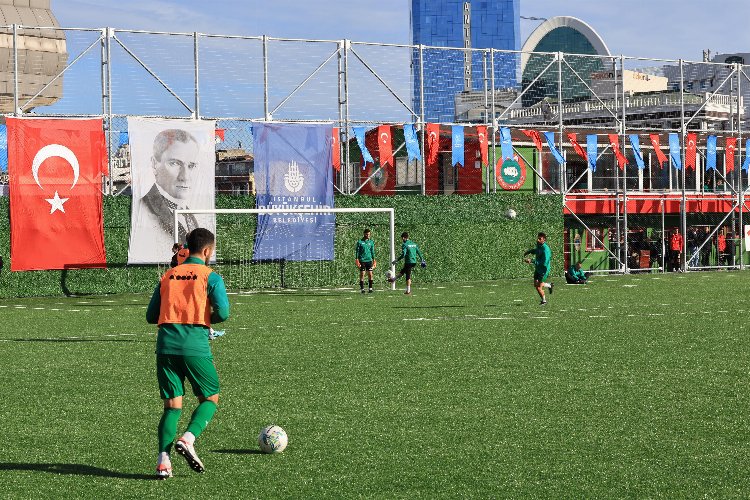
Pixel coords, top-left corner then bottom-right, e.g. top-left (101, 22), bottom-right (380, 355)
top-left (156, 354), bottom-right (220, 399)
top-left (533, 270), bottom-right (549, 282)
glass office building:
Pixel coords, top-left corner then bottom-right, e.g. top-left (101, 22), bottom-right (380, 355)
top-left (411, 0), bottom-right (521, 122)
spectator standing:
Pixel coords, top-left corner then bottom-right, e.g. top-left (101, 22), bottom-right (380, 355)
top-left (669, 228), bottom-right (683, 272)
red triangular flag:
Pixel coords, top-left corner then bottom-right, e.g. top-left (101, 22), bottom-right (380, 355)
top-left (567, 132), bottom-right (588, 162)
top-left (521, 129), bottom-right (543, 152)
top-left (608, 134), bottom-right (628, 170)
top-left (649, 134), bottom-right (668, 168)
top-left (377, 125), bottom-right (393, 167)
top-left (426, 123), bottom-right (440, 167)
top-left (476, 126), bottom-right (488, 166)
top-left (726, 137), bottom-right (737, 173)
top-left (685, 132), bottom-right (697, 170)
top-left (332, 127), bottom-right (340, 171)
top-left (215, 128), bottom-right (225, 143)
top-left (8, 117), bottom-right (107, 271)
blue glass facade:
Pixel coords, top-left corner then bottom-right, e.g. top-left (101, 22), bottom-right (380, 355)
top-left (412, 0), bottom-right (521, 122)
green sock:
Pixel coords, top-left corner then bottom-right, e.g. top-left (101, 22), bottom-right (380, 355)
top-left (186, 401), bottom-right (218, 439)
top-left (158, 408), bottom-right (182, 453)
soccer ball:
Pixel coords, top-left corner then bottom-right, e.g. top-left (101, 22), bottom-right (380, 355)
top-left (505, 208), bottom-right (517, 219)
top-left (385, 270), bottom-right (395, 281)
top-left (258, 425), bottom-right (288, 453)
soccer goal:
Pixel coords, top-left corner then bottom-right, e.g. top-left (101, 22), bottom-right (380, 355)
top-left (174, 207), bottom-right (397, 290)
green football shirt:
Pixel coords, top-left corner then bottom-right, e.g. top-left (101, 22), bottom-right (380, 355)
top-left (397, 239), bottom-right (425, 265)
top-left (355, 238), bottom-right (376, 262)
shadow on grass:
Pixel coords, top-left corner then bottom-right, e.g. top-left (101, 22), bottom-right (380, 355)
top-left (391, 305), bottom-right (465, 309)
top-left (212, 449), bottom-right (265, 455)
top-left (4, 338), bottom-right (151, 343)
top-left (0, 462), bottom-right (154, 480)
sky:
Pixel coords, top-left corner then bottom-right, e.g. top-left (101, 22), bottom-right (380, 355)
top-left (53, 0), bottom-right (750, 62)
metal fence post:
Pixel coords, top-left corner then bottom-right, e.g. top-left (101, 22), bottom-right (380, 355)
top-left (490, 49), bottom-right (496, 194)
top-left (737, 63), bottom-right (744, 269)
top-left (419, 44), bottom-right (426, 196)
top-left (12, 24), bottom-right (18, 115)
top-left (106, 28), bottom-right (113, 195)
top-left (343, 40), bottom-right (351, 195)
top-left (483, 49), bottom-right (489, 193)
top-left (262, 35), bottom-right (269, 121)
top-left (621, 55), bottom-right (628, 274)
top-left (679, 59), bottom-right (687, 272)
top-left (557, 52), bottom-right (564, 192)
top-left (193, 32), bottom-right (200, 119)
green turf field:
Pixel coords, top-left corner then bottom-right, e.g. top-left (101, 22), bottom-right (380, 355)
top-left (1, 272), bottom-right (749, 498)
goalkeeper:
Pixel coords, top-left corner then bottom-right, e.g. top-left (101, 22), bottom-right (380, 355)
top-left (355, 228), bottom-right (377, 293)
top-left (523, 232), bottom-right (553, 305)
top-left (146, 228), bottom-right (230, 479)
top-left (388, 232), bottom-right (426, 295)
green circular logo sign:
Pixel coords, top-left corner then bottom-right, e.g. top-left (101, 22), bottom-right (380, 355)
top-left (496, 156), bottom-right (526, 190)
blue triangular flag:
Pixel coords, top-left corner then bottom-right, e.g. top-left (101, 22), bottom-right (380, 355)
top-left (403, 123), bottom-right (422, 162)
top-left (669, 133), bottom-right (682, 170)
top-left (0, 124), bottom-right (6, 172)
top-left (543, 131), bottom-right (565, 166)
top-left (353, 126), bottom-right (374, 168)
top-left (629, 135), bottom-right (645, 170)
top-left (500, 127), bottom-right (514, 161)
top-left (706, 135), bottom-right (717, 171)
top-left (586, 135), bottom-right (597, 172)
top-left (743, 140), bottom-right (750, 172)
top-left (118, 131), bottom-right (128, 147)
top-left (452, 126), bottom-right (464, 167)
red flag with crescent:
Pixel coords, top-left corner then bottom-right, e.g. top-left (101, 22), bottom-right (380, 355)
top-left (608, 134), bottom-right (628, 170)
top-left (521, 129), bottom-right (544, 152)
top-left (567, 133), bottom-right (588, 162)
top-left (332, 127), bottom-right (340, 171)
top-left (7, 117), bottom-right (107, 271)
top-left (685, 132), bottom-right (697, 170)
top-left (426, 123), bottom-right (440, 167)
top-left (476, 126), bottom-right (488, 166)
top-left (726, 137), bottom-right (737, 173)
top-left (378, 125), bottom-right (393, 167)
top-left (649, 134), bottom-right (668, 168)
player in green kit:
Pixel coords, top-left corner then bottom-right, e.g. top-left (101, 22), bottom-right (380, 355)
top-left (355, 229), bottom-right (377, 293)
top-left (524, 232), bottom-right (553, 305)
top-left (146, 228), bottom-right (230, 479)
top-left (389, 232), bottom-right (426, 295)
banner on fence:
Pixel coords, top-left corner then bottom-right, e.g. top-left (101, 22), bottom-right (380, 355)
top-left (127, 118), bottom-right (216, 264)
top-left (8, 117), bottom-right (107, 271)
top-left (253, 123), bottom-right (334, 261)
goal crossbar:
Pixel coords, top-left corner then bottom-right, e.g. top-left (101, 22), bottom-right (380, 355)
top-left (174, 207), bottom-right (397, 289)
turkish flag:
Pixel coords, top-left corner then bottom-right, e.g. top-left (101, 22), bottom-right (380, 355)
top-left (685, 133), bottom-right (697, 170)
top-left (567, 133), bottom-right (588, 162)
top-left (8, 118), bottom-right (107, 271)
top-left (649, 134), bottom-right (668, 168)
top-left (426, 123), bottom-right (440, 167)
top-left (332, 127), bottom-right (340, 171)
top-left (521, 129), bottom-right (544, 152)
top-left (214, 128), bottom-right (225, 143)
top-left (378, 125), bottom-right (393, 167)
top-left (608, 134), bottom-right (628, 170)
top-left (476, 126), bottom-right (488, 166)
top-left (726, 137), bottom-right (737, 173)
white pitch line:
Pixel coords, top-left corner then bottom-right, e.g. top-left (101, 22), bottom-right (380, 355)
top-left (589, 315), bottom-right (607, 318)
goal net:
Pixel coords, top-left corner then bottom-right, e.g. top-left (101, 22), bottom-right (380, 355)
top-left (174, 207), bottom-right (396, 290)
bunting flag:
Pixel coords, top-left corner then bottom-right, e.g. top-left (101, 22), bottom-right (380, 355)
top-left (403, 123), bottom-right (422, 162)
top-left (629, 135), bottom-right (645, 170)
top-left (726, 137), bottom-right (737, 173)
top-left (685, 133), bottom-right (697, 170)
top-left (118, 131), bottom-right (128, 148)
top-left (705, 135), bottom-right (717, 171)
top-left (567, 133), bottom-right (587, 161)
top-left (649, 134), bottom-right (668, 168)
top-left (8, 117), bottom-right (108, 271)
top-left (522, 129), bottom-right (544, 152)
top-left (353, 126), bottom-right (374, 168)
top-left (426, 123), bottom-right (440, 166)
top-left (332, 127), bottom-right (340, 171)
top-left (743, 139), bottom-right (750, 172)
top-left (215, 128), bottom-right (225, 143)
top-left (608, 134), bottom-right (627, 170)
top-left (378, 125), bottom-right (393, 167)
top-left (542, 131), bottom-right (565, 165)
top-left (500, 127), bottom-right (514, 161)
top-left (452, 125), bottom-right (464, 167)
top-left (669, 133), bottom-right (682, 170)
top-left (586, 134), bottom-right (598, 172)
top-left (476, 125), bottom-right (488, 166)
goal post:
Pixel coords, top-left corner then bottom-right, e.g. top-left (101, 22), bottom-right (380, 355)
top-left (174, 207), bottom-right (397, 290)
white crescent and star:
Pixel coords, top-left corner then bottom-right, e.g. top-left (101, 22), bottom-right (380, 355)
top-left (429, 131), bottom-right (437, 143)
top-left (478, 133), bottom-right (485, 143)
top-left (31, 144), bottom-right (80, 215)
top-left (380, 132), bottom-right (389, 144)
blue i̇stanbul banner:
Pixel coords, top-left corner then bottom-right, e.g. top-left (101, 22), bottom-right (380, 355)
top-left (252, 123), bottom-right (334, 261)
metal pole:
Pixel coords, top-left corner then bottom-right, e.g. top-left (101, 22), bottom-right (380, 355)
top-left (100, 31), bottom-right (107, 194)
top-left (738, 63), bottom-right (744, 269)
top-left (389, 208), bottom-right (396, 290)
top-left (337, 41), bottom-right (344, 192)
top-left (620, 55), bottom-right (629, 273)
top-left (419, 44), bottom-right (426, 195)
top-left (557, 52), bottom-right (564, 192)
top-left (612, 58), bottom-right (621, 271)
top-left (106, 28), bottom-right (114, 195)
top-left (490, 49), bottom-right (497, 194)
top-left (193, 32), bottom-right (200, 119)
top-left (483, 50), bottom-right (489, 194)
top-left (12, 24), bottom-right (18, 115)
top-left (680, 59), bottom-right (687, 272)
top-left (661, 198), bottom-right (666, 272)
top-left (262, 35), bottom-right (269, 120)
top-left (343, 40), bottom-right (351, 195)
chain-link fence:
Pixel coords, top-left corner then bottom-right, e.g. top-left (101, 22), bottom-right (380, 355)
top-left (2, 25), bottom-right (750, 274)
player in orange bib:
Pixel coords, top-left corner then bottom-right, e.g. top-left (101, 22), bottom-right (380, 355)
top-left (146, 228), bottom-right (230, 479)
